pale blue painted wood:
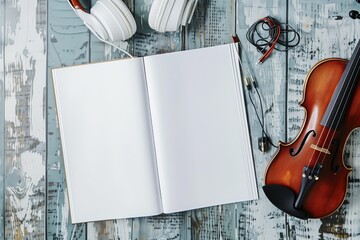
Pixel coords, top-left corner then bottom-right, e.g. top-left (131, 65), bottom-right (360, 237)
top-left (132, 0), bottom-right (182, 57)
top-left (47, 0), bottom-right (89, 238)
top-left (287, 0), bottom-right (360, 239)
top-left (86, 0), bottom-right (185, 239)
top-left (186, 1), bottom-right (237, 239)
top-left (3, 0), bottom-right (47, 238)
top-left (235, 0), bottom-right (289, 239)
top-left (85, 1), bottom-right (135, 239)
top-left (186, 0), bottom-right (235, 49)
top-left (0, 0), bottom-right (4, 238)
top-left (1, 0), bottom-right (359, 239)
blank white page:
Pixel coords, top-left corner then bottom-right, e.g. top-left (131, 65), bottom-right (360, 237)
top-left (52, 58), bottom-right (162, 223)
top-left (144, 44), bottom-right (258, 213)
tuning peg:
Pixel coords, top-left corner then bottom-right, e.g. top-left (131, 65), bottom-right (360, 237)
top-left (349, 10), bottom-right (360, 19)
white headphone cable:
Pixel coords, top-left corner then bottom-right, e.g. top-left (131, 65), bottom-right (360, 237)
top-left (82, 19), bottom-right (135, 59)
top-left (100, 38), bottom-right (134, 58)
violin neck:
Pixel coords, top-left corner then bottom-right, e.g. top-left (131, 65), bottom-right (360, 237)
top-left (320, 40), bottom-right (360, 130)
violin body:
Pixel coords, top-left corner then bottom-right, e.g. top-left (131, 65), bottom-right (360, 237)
top-left (264, 56), bottom-right (360, 219)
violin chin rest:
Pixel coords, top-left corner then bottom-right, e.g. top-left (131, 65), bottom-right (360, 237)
top-left (263, 184), bottom-right (309, 220)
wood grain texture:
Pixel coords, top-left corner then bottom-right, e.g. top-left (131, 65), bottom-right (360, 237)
top-left (235, 0), bottom-right (289, 239)
top-left (4, 0), bottom-right (47, 239)
top-left (85, 0), bottom-right (184, 239)
top-left (186, 1), bottom-right (237, 239)
top-left (186, 0), bottom-right (235, 48)
top-left (47, 0), bottom-right (89, 238)
top-left (85, 1), bottom-right (134, 239)
top-left (0, 0), bottom-right (5, 238)
top-left (1, 0), bottom-right (360, 239)
top-left (287, 0), bottom-right (360, 239)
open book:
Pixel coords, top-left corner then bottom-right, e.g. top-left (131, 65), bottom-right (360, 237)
top-left (52, 43), bottom-right (258, 223)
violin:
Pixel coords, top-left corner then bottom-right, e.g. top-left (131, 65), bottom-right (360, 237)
top-left (263, 39), bottom-right (360, 219)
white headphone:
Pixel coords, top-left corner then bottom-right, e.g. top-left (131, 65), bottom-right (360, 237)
top-left (68, 0), bottom-right (198, 42)
top-left (148, 0), bottom-right (198, 32)
top-left (68, 0), bottom-right (136, 42)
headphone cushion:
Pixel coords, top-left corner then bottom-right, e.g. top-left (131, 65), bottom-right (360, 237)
top-left (149, 0), bottom-right (187, 32)
top-left (74, 8), bottom-right (109, 40)
top-left (148, 0), bottom-right (163, 31)
top-left (91, 0), bottom-right (136, 41)
top-left (110, 0), bottom-right (137, 37)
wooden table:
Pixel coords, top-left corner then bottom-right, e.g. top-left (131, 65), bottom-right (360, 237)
top-left (1, 0), bottom-right (360, 239)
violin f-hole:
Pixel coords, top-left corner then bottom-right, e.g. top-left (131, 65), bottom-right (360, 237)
top-left (290, 130), bottom-right (316, 156)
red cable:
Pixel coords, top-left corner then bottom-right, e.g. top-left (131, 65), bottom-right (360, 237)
top-left (258, 17), bottom-right (281, 64)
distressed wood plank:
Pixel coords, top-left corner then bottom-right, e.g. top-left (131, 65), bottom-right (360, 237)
top-left (87, 220), bottom-right (132, 240)
top-left (135, 214), bottom-right (187, 240)
top-left (3, 1), bottom-right (359, 239)
top-left (287, 0), bottom-right (360, 239)
top-left (4, 0), bottom-right (47, 238)
top-left (0, 0), bottom-right (5, 237)
top-left (235, 0), bottom-right (288, 239)
top-left (85, 1), bottom-right (135, 239)
top-left (85, 0), bottom-right (186, 239)
top-left (46, 0), bottom-right (89, 238)
top-left (185, 1), bottom-right (237, 239)
top-left (133, 0), bottom-right (182, 57)
top-left (186, 0), bottom-right (235, 49)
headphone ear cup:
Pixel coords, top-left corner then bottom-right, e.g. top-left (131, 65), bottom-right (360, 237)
top-left (181, 0), bottom-right (197, 26)
top-left (74, 8), bottom-right (110, 41)
top-left (108, 0), bottom-right (137, 38)
top-left (148, 0), bottom-right (163, 31)
top-left (149, 0), bottom-right (187, 32)
top-left (91, 0), bottom-right (136, 41)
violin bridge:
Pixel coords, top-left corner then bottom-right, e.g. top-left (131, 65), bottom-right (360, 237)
top-left (310, 144), bottom-right (331, 155)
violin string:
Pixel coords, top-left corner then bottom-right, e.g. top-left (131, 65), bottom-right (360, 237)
top-left (311, 55), bottom-right (360, 174)
top-left (317, 63), bottom-right (360, 173)
top-left (308, 43), bottom-right (360, 175)
top-left (318, 52), bottom-right (360, 166)
top-left (307, 66), bottom-right (350, 175)
top-left (329, 43), bottom-right (360, 132)
top-left (306, 43), bottom-right (360, 173)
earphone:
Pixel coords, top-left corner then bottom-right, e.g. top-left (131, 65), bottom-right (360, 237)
top-left (68, 0), bottom-right (198, 42)
top-left (233, 35), bottom-right (278, 152)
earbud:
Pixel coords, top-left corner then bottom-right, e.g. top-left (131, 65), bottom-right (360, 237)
top-left (349, 10), bottom-right (360, 19)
